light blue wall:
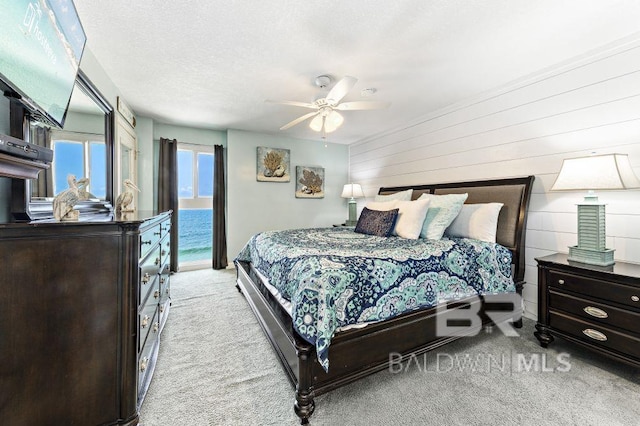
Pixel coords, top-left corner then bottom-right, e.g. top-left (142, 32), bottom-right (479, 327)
top-left (227, 129), bottom-right (349, 259)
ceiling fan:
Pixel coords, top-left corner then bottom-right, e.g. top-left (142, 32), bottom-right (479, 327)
top-left (268, 75), bottom-right (390, 138)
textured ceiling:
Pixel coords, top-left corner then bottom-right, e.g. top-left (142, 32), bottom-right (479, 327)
top-left (73, 0), bottom-right (640, 144)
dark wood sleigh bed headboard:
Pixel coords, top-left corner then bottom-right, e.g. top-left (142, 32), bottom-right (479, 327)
top-left (378, 175), bottom-right (535, 285)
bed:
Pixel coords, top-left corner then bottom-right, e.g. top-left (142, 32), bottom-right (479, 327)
top-left (235, 176), bottom-right (534, 424)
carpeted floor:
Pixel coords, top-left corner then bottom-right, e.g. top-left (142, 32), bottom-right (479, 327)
top-left (139, 268), bottom-right (640, 426)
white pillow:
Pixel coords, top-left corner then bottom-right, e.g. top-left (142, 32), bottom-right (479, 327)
top-left (365, 200), bottom-right (398, 211)
top-left (392, 199), bottom-right (430, 239)
top-left (417, 193), bottom-right (468, 240)
top-left (374, 189), bottom-right (413, 202)
top-left (445, 203), bottom-right (504, 243)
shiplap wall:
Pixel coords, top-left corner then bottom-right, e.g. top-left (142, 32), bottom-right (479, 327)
top-left (349, 37), bottom-right (640, 320)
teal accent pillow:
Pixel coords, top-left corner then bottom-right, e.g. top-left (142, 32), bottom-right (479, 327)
top-left (374, 189), bottom-right (413, 202)
top-left (418, 193), bottom-right (468, 239)
top-left (355, 207), bottom-right (399, 237)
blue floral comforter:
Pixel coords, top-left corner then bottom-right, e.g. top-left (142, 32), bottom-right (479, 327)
top-left (235, 227), bottom-right (515, 372)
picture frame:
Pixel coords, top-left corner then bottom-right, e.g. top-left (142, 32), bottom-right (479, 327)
top-left (256, 147), bottom-right (290, 182)
top-left (295, 166), bottom-right (324, 198)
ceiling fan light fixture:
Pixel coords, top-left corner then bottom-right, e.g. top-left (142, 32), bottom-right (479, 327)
top-left (324, 110), bottom-right (344, 133)
top-left (309, 114), bottom-right (324, 132)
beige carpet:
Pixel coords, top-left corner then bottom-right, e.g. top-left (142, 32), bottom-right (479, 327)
top-left (139, 268), bottom-right (640, 426)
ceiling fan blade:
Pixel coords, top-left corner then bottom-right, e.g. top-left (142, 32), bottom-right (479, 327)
top-left (266, 100), bottom-right (317, 109)
top-left (280, 111), bottom-right (319, 130)
top-left (326, 76), bottom-right (357, 105)
top-left (335, 101), bottom-right (391, 110)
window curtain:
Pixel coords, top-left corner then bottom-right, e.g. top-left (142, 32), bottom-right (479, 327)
top-left (212, 144), bottom-right (228, 269)
top-left (158, 137), bottom-right (179, 272)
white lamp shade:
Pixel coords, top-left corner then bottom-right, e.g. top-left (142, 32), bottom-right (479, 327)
top-left (323, 110), bottom-right (344, 133)
top-left (309, 114), bottom-right (323, 132)
top-left (551, 153), bottom-right (640, 191)
top-left (341, 183), bottom-right (364, 198)
top-left (309, 110), bottom-right (344, 133)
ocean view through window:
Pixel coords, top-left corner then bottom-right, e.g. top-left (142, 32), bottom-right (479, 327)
top-left (178, 208), bottom-right (213, 262)
top-left (178, 144), bottom-right (214, 267)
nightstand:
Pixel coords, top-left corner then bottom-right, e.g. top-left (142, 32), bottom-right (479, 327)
top-left (535, 253), bottom-right (640, 367)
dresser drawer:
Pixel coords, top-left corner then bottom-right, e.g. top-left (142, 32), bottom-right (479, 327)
top-left (549, 289), bottom-right (640, 335)
top-left (138, 302), bottom-right (158, 350)
top-left (160, 233), bottom-right (170, 267)
top-left (138, 332), bottom-right (158, 391)
top-left (548, 270), bottom-right (640, 309)
top-left (549, 311), bottom-right (640, 359)
top-left (139, 247), bottom-right (161, 305)
top-left (140, 224), bottom-right (162, 259)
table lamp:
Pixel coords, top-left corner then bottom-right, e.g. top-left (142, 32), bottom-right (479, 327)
top-left (341, 183), bottom-right (364, 226)
top-left (551, 153), bottom-right (640, 266)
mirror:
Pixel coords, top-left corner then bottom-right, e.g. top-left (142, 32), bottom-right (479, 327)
top-left (25, 70), bottom-right (114, 219)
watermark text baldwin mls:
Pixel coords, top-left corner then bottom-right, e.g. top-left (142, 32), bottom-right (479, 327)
top-left (389, 351), bottom-right (571, 374)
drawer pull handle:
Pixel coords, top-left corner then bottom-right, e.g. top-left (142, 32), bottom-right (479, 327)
top-left (557, 279), bottom-right (565, 285)
top-left (141, 240), bottom-right (151, 246)
top-left (154, 231), bottom-right (161, 236)
top-left (582, 328), bottom-right (607, 342)
top-left (140, 357), bottom-right (149, 372)
top-left (155, 257), bottom-right (160, 266)
top-left (632, 295), bottom-right (639, 302)
top-left (583, 306), bottom-right (608, 319)
top-left (154, 290), bottom-right (160, 299)
top-left (141, 315), bottom-right (150, 328)
top-left (142, 273), bottom-right (151, 284)
top-left (153, 322), bottom-right (159, 333)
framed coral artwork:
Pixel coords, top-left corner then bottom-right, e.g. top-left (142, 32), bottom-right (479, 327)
top-left (295, 166), bottom-right (324, 198)
top-left (257, 147), bottom-right (290, 182)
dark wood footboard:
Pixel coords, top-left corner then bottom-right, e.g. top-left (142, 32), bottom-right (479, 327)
top-left (236, 260), bottom-right (522, 424)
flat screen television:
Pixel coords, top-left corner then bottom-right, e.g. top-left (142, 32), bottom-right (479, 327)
top-left (0, 0), bottom-right (86, 129)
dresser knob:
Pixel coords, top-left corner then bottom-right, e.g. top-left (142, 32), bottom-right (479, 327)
top-left (632, 295), bottom-right (639, 302)
top-left (557, 279), bottom-right (565, 285)
top-left (153, 322), bottom-right (159, 333)
top-left (583, 306), bottom-right (608, 319)
top-left (154, 290), bottom-right (160, 299)
top-left (140, 357), bottom-right (149, 372)
top-left (582, 328), bottom-right (607, 342)
top-left (141, 315), bottom-right (150, 328)
top-left (142, 273), bottom-right (151, 284)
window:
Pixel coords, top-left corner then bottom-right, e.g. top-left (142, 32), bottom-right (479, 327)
top-left (177, 144), bottom-right (214, 268)
top-left (51, 131), bottom-right (106, 198)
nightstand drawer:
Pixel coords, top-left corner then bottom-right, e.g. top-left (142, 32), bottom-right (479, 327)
top-left (549, 289), bottom-right (640, 334)
top-left (549, 270), bottom-right (640, 309)
top-left (549, 311), bottom-right (640, 359)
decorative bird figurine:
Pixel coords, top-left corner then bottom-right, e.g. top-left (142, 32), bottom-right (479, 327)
top-left (76, 177), bottom-right (97, 200)
top-left (116, 179), bottom-right (140, 213)
top-left (52, 174), bottom-right (80, 221)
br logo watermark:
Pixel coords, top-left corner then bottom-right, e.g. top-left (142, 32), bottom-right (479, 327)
top-left (435, 293), bottom-right (522, 338)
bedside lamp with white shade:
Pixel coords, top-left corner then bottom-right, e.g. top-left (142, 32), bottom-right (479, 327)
top-left (341, 183), bottom-right (364, 226)
top-left (551, 153), bottom-right (640, 266)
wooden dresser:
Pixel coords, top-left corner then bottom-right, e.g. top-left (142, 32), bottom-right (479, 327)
top-left (0, 210), bottom-right (172, 426)
top-left (535, 253), bottom-right (640, 367)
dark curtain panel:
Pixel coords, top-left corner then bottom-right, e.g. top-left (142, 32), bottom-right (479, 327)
top-left (158, 137), bottom-right (179, 272)
top-left (34, 127), bottom-right (53, 197)
top-left (212, 144), bottom-right (228, 269)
